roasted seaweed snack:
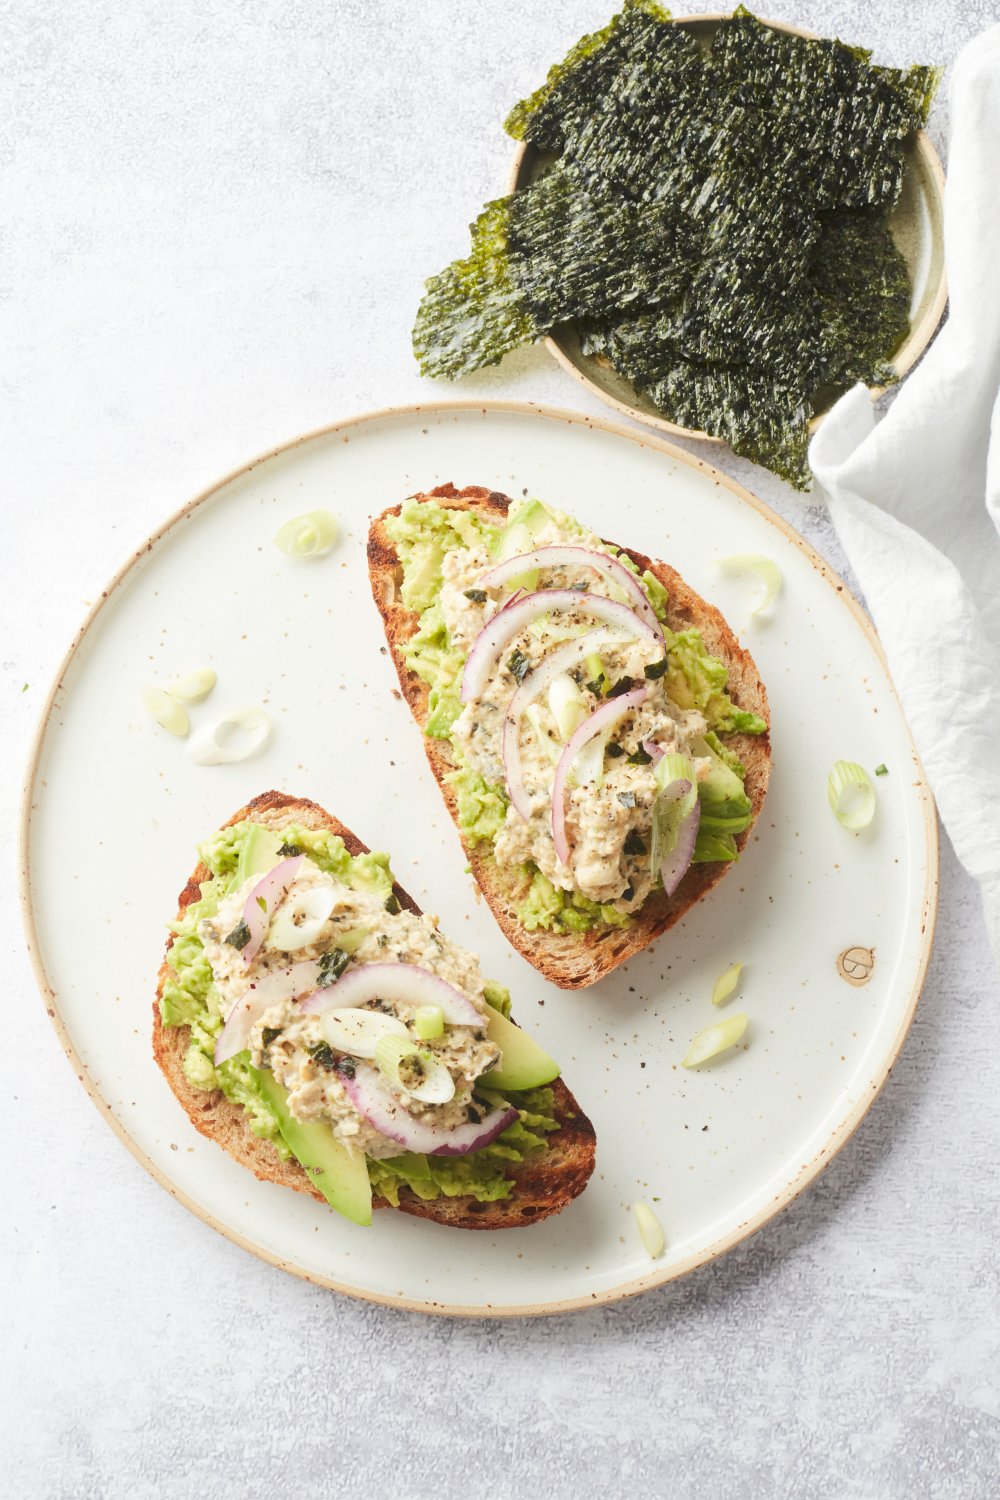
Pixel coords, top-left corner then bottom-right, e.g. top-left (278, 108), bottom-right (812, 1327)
top-left (413, 2), bottom-right (939, 488)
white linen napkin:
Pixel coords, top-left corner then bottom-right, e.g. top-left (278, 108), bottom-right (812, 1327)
top-left (809, 25), bottom-right (1000, 964)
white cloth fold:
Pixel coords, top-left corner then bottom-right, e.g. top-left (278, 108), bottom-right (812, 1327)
top-left (809, 24), bottom-right (1000, 963)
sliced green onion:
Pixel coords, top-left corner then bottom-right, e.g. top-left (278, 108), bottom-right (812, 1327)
top-left (650, 754), bottom-right (697, 875)
top-left (414, 1004), bottom-right (445, 1041)
top-left (524, 704), bottom-right (562, 767)
top-left (711, 962), bottom-right (743, 1008)
top-left (570, 717), bottom-right (615, 789)
top-left (186, 706), bottom-right (271, 765)
top-left (633, 1201), bottom-right (665, 1260)
top-left (548, 673), bottom-right (588, 741)
top-left (140, 685), bottom-right (189, 738)
top-left (682, 1013), bottom-right (749, 1068)
top-left (321, 1008), bottom-right (407, 1059)
top-left (375, 1033), bottom-right (418, 1076)
top-left (655, 752), bottom-right (694, 793)
top-left (584, 650), bottom-right (605, 683)
top-left (168, 668), bottom-right (216, 703)
top-left (875, 763), bottom-right (888, 777)
top-left (336, 927), bottom-right (369, 956)
top-left (268, 886), bottom-right (336, 952)
top-left (718, 554), bottom-right (782, 615)
top-left (273, 509), bottom-right (339, 559)
top-left (374, 1033), bottom-right (455, 1104)
top-left (827, 760), bottom-right (876, 831)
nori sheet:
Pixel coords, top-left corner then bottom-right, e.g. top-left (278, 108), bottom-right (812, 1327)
top-left (509, 168), bottom-right (698, 324)
top-left (710, 11), bottom-right (940, 209)
top-left (580, 316), bottom-right (813, 486)
top-left (413, 3), bottom-right (940, 486)
top-left (649, 363), bottom-right (812, 486)
top-left (551, 21), bottom-right (711, 205)
top-left (811, 210), bottom-right (911, 386)
top-left (504, 0), bottom-right (675, 153)
top-left (413, 172), bottom-right (698, 379)
top-left (412, 197), bottom-right (539, 380)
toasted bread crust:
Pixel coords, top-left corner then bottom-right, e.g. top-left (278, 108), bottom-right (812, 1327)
top-left (152, 791), bottom-right (596, 1230)
top-left (368, 485), bottom-right (771, 988)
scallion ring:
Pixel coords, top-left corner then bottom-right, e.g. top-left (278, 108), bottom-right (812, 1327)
top-left (414, 1005), bottom-right (445, 1041)
top-left (827, 760), bottom-right (876, 831)
top-left (168, 668), bottom-right (217, 703)
top-left (140, 685), bottom-right (189, 738)
top-left (320, 1008), bottom-right (407, 1060)
top-left (374, 1033), bottom-right (455, 1104)
top-left (274, 509), bottom-right (339, 560)
top-left (186, 706), bottom-right (271, 766)
top-left (717, 554), bottom-right (782, 615)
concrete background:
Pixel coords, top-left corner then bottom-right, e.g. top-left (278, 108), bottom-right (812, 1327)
top-left (3, 2), bottom-right (998, 1495)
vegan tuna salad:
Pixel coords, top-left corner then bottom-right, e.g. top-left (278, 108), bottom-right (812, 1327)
top-left (156, 806), bottom-right (594, 1226)
top-left (381, 493), bottom-right (768, 935)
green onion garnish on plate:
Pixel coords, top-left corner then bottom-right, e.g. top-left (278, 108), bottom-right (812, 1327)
top-left (828, 760), bottom-right (876, 831)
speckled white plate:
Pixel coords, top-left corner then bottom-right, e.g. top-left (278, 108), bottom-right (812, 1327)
top-left (20, 401), bottom-right (937, 1316)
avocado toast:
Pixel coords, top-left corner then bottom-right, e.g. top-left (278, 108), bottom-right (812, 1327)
top-left (153, 790), bottom-right (596, 1229)
top-left (369, 485), bottom-right (770, 988)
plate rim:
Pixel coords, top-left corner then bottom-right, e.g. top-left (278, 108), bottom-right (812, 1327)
top-left (18, 397), bottom-right (939, 1317)
top-left (504, 11), bottom-right (949, 445)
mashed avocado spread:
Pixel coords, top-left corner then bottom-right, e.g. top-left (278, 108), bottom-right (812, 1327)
top-left (161, 820), bottom-right (558, 1206)
top-left (385, 496), bottom-right (766, 932)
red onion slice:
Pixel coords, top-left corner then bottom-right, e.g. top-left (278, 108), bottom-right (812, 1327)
top-left (214, 957), bottom-right (324, 1064)
top-left (297, 962), bottom-right (485, 1028)
top-left (642, 737), bottom-right (666, 765)
top-left (340, 1064), bottom-right (518, 1156)
top-left (659, 797), bottom-right (701, 898)
top-left (238, 855), bottom-right (304, 964)
top-left (478, 546), bottom-right (664, 640)
top-left (501, 627), bottom-right (620, 820)
top-left (460, 590), bottom-right (658, 705)
top-left (551, 687), bottom-right (651, 865)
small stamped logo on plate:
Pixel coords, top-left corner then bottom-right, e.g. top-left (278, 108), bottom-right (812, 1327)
top-left (837, 946), bottom-right (875, 986)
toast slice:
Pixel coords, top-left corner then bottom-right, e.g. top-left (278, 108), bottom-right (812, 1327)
top-left (153, 790), bottom-right (596, 1230)
top-left (369, 485), bottom-right (771, 989)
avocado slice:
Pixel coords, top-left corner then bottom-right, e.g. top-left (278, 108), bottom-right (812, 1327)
top-left (403, 539), bottom-right (447, 609)
top-left (490, 497), bottom-right (551, 557)
top-left (235, 825), bottom-right (285, 886)
top-left (489, 498), bottom-right (554, 588)
top-left (692, 736), bottom-right (747, 807)
top-left (250, 1066), bottom-right (373, 1225)
top-left (484, 1006), bottom-right (560, 1091)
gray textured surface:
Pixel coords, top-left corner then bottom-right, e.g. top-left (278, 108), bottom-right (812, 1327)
top-left (3, 2), bottom-right (999, 1495)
